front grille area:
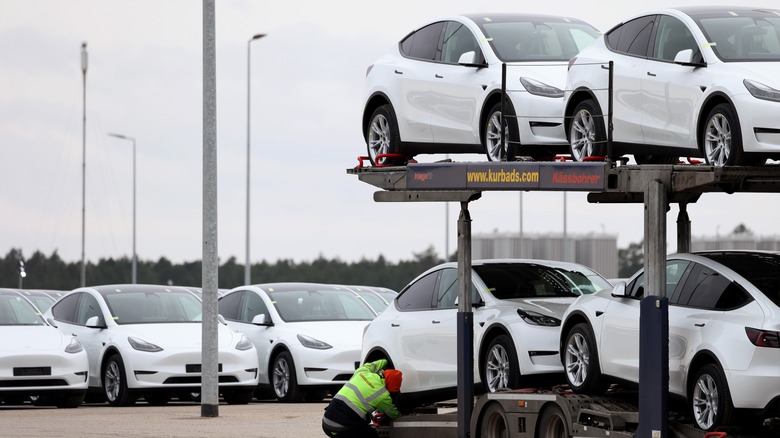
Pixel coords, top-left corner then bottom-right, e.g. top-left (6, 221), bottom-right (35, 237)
top-left (0, 379), bottom-right (67, 388)
top-left (13, 367), bottom-right (51, 377)
top-left (185, 364), bottom-right (223, 373)
top-left (162, 376), bottom-right (239, 384)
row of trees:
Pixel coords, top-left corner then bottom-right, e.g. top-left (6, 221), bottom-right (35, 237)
top-left (0, 247), bottom-right (447, 292)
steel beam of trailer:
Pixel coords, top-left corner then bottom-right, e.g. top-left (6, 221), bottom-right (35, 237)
top-left (349, 160), bottom-right (780, 438)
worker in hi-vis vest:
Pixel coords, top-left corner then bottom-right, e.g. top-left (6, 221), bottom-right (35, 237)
top-left (321, 359), bottom-right (403, 437)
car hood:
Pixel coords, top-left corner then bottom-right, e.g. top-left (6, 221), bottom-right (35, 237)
top-left (712, 62), bottom-right (780, 91)
top-left (285, 320), bottom-right (368, 348)
top-left (117, 323), bottom-right (238, 350)
top-left (495, 297), bottom-right (575, 318)
top-left (505, 62), bottom-right (568, 88)
top-left (0, 325), bottom-right (72, 352)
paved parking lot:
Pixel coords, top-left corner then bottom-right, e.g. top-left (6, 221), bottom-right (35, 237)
top-left (0, 400), bottom-right (329, 437)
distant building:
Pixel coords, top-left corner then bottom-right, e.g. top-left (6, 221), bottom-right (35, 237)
top-left (691, 232), bottom-right (780, 251)
top-left (472, 232), bottom-right (618, 278)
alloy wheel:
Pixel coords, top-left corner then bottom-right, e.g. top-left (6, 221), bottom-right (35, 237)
top-left (104, 361), bottom-right (121, 402)
top-left (704, 113), bottom-right (731, 166)
top-left (273, 357), bottom-right (291, 398)
top-left (485, 343), bottom-right (510, 392)
top-left (486, 110), bottom-right (506, 161)
top-left (368, 114), bottom-right (391, 164)
top-left (570, 109), bottom-right (596, 161)
top-left (692, 373), bottom-right (719, 430)
top-left (565, 332), bottom-right (589, 387)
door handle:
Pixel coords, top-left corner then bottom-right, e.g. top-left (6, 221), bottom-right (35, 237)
top-left (391, 323), bottom-right (400, 327)
top-left (432, 320), bottom-right (441, 324)
top-left (694, 323), bottom-right (705, 327)
top-left (647, 71), bottom-right (657, 77)
top-left (394, 70), bottom-right (403, 75)
top-left (435, 74), bottom-right (444, 78)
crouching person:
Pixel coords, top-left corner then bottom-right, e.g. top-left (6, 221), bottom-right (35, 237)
top-left (322, 359), bottom-right (402, 437)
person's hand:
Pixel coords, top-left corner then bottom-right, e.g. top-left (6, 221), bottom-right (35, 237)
top-left (371, 411), bottom-right (386, 427)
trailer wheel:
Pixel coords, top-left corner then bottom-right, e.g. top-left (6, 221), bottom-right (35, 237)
top-left (537, 404), bottom-right (569, 438)
top-left (563, 323), bottom-right (608, 394)
top-left (483, 335), bottom-right (521, 393)
top-left (479, 402), bottom-right (509, 438)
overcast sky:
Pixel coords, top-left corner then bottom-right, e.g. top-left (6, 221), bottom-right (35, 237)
top-left (2, 0), bottom-right (780, 270)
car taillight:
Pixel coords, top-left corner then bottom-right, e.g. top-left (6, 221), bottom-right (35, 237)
top-left (745, 327), bottom-right (780, 348)
top-left (568, 57), bottom-right (577, 71)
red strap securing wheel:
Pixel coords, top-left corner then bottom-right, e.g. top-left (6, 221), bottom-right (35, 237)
top-left (686, 157), bottom-right (704, 165)
top-left (583, 155), bottom-right (606, 162)
top-left (703, 433), bottom-right (727, 438)
top-left (355, 153), bottom-right (410, 169)
top-left (355, 156), bottom-right (371, 169)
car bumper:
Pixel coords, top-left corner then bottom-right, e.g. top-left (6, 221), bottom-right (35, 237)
top-left (509, 92), bottom-right (568, 147)
top-left (0, 351), bottom-right (89, 393)
top-left (508, 324), bottom-right (564, 374)
top-left (123, 349), bottom-right (259, 390)
top-left (725, 347), bottom-right (780, 410)
top-left (293, 347), bottom-right (360, 387)
top-left (735, 95), bottom-right (780, 154)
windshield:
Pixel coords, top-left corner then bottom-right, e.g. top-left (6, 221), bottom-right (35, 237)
top-left (267, 288), bottom-right (376, 322)
top-left (694, 10), bottom-right (780, 61)
top-left (473, 263), bottom-right (611, 299)
top-left (0, 294), bottom-right (46, 326)
top-left (475, 18), bottom-right (599, 62)
top-left (102, 290), bottom-right (203, 324)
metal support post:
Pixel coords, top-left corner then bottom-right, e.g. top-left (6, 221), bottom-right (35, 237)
top-left (677, 203), bottom-right (691, 253)
top-left (637, 179), bottom-right (668, 438)
top-left (457, 201), bottom-right (474, 438)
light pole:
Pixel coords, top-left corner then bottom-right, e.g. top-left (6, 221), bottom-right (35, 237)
top-left (80, 42), bottom-right (88, 287)
top-left (108, 133), bottom-right (137, 284)
top-left (18, 259), bottom-right (26, 289)
top-left (246, 32), bottom-right (266, 285)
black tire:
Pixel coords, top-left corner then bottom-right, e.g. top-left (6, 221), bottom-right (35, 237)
top-left (254, 385), bottom-right (276, 401)
top-left (690, 364), bottom-right (735, 431)
top-left (222, 388), bottom-right (254, 405)
top-left (144, 392), bottom-right (171, 406)
top-left (479, 402), bottom-right (509, 438)
top-left (304, 389), bottom-right (330, 402)
top-left (484, 102), bottom-right (518, 162)
top-left (537, 403), bottom-right (570, 438)
top-left (56, 391), bottom-right (86, 409)
top-left (568, 99), bottom-right (607, 161)
top-left (482, 335), bottom-right (521, 393)
top-left (702, 103), bottom-right (744, 166)
top-left (103, 354), bottom-right (135, 407)
top-left (563, 323), bottom-right (608, 394)
top-left (271, 351), bottom-right (304, 402)
top-left (366, 104), bottom-right (403, 166)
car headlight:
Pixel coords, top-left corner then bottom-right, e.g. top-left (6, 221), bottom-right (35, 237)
top-left (517, 309), bottom-right (561, 326)
top-left (297, 334), bottom-right (332, 350)
top-left (65, 337), bottom-right (84, 354)
top-left (520, 77), bottom-right (564, 98)
top-left (744, 79), bottom-right (780, 103)
top-left (128, 336), bottom-right (163, 352)
top-left (235, 334), bottom-right (254, 351)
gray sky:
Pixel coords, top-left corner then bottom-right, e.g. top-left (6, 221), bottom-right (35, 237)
top-left (2, 0), bottom-right (780, 267)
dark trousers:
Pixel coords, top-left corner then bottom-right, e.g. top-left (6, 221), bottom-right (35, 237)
top-left (321, 421), bottom-right (378, 438)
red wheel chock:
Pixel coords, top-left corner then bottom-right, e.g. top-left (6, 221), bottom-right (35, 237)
top-left (355, 154), bottom-right (410, 169)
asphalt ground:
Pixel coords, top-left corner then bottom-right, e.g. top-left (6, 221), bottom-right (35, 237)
top-left (0, 399), bottom-right (331, 437)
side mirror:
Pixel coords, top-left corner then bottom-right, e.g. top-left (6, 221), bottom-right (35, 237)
top-left (458, 51), bottom-right (486, 68)
top-left (47, 317), bottom-right (58, 328)
top-left (674, 49), bottom-right (706, 67)
top-left (85, 316), bottom-right (104, 329)
top-left (611, 281), bottom-right (628, 298)
top-left (252, 313), bottom-right (273, 326)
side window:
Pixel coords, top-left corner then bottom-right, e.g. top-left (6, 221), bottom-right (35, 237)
top-left (653, 15), bottom-right (698, 61)
top-left (396, 271), bottom-right (438, 311)
top-left (627, 273), bottom-right (645, 298)
top-left (627, 260), bottom-right (690, 299)
top-left (242, 291), bottom-right (269, 323)
top-left (436, 268), bottom-right (459, 309)
top-left (51, 293), bottom-right (80, 323)
top-left (401, 22), bottom-right (445, 61)
top-left (607, 15), bottom-right (655, 57)
top-left (218, 291), bottom-right (243, 321)
top-left (75, 293), bottom-right (102, 325)
top-left (676, 264), bottom-right (746, 309)
top-left (441, 22), bottom-right (480, 64)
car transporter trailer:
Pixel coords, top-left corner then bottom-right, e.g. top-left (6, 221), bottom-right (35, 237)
top-left (349, 159), bottom-right (780, 438)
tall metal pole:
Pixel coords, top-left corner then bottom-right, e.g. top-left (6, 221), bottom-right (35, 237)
top-left (80, 42), bottom-right (88, 287)
top-left (563, 192), bottom-right (568, 262)
top-left (519, 192), bottom-right (523, 257)
top-left (108, 133), bottom-right (137, 284)
top-left (202, 0), bottom-right (219, 418)
top-left (245, 33), bottom-right (266, 286)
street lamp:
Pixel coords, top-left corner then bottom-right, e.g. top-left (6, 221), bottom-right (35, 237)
top-left (108, 133), bottom-right (137, 284)
top-left (81, 42), bottom-right (88, 287)
top-left (246, 32), bottom-right (266, 285)
top-left (18, 259), bottom-right (26, 289)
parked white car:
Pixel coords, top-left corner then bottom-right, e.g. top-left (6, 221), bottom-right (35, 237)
top-left (43, 284), bottom-right (259, 406)
top-left (0, 288), bottom-right (88, 408)
top-left (363, 13), bottom-right (599, 165)
top-left (560, 251), bottom-right (780, 431)
top-left (564, 6), bottom-right (780, 166)
top-left (218, 283), bottom-right (377, 402)
top-left (361, 259), bottom-right (612, 405)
